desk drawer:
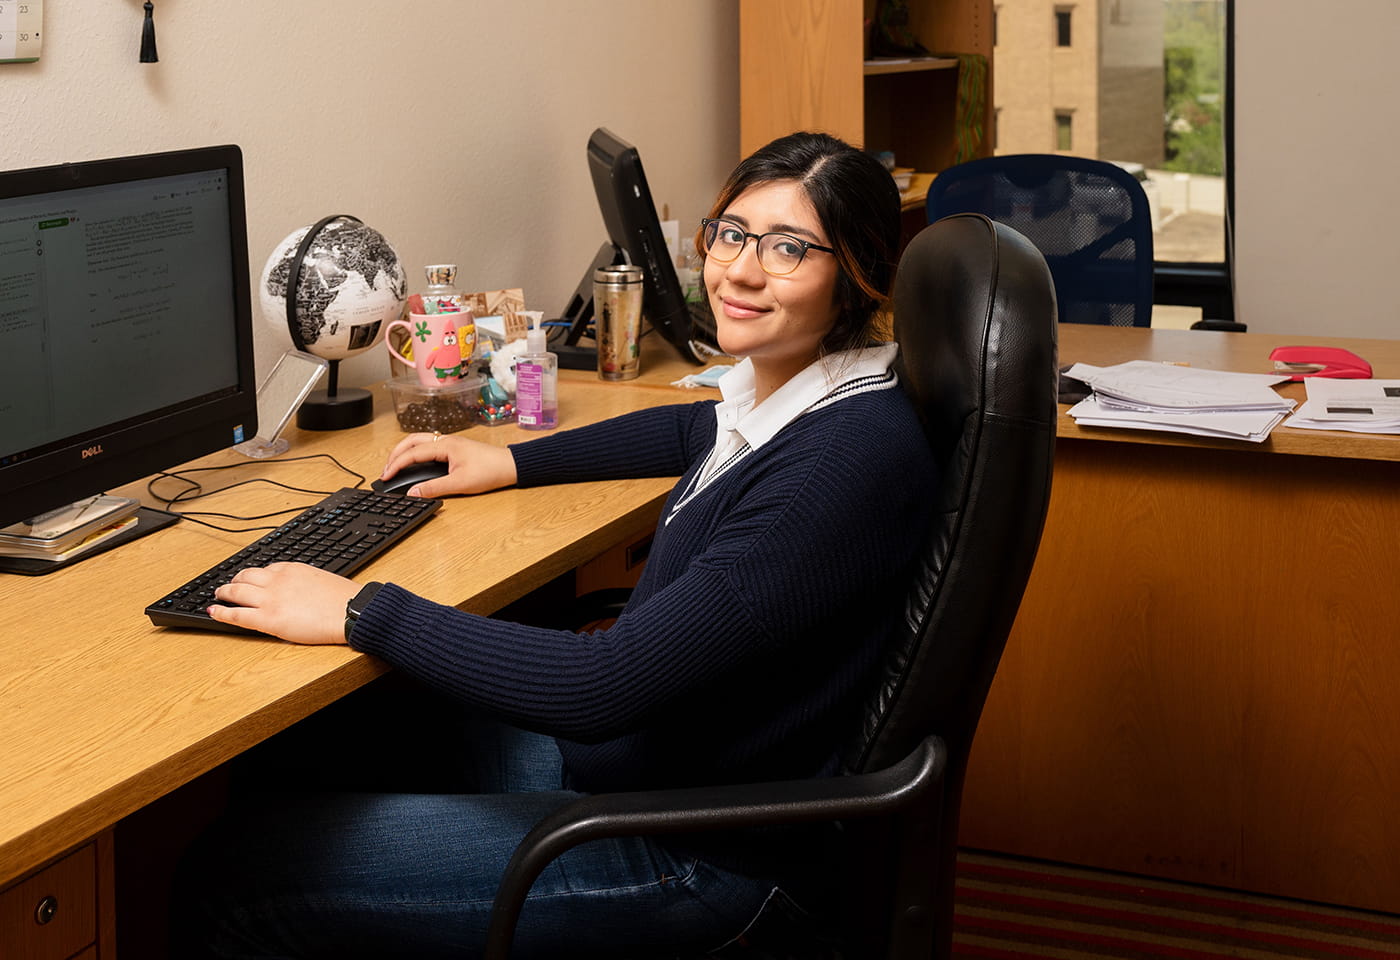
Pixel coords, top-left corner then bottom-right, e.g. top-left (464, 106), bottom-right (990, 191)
top-left (575, 531), bottom-right (652, 594)
top-left (0, 843), bottom-right (97, 960)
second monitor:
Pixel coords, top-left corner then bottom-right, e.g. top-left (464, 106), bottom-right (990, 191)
top-left (553, 128), bottom-right (715, 369)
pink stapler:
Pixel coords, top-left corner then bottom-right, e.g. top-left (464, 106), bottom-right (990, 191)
top-left (1269, 346), bottom-right (1372, 381)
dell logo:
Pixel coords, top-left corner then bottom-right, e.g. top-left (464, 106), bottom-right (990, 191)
top-left (81, 445), bottom-right (104, 458)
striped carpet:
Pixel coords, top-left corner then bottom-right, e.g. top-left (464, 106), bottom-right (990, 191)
top-left (953, 851), bottom-right (1400, 959)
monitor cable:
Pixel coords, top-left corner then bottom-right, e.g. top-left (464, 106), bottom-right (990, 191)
top-left (145, 454), bottom-right (367, 533)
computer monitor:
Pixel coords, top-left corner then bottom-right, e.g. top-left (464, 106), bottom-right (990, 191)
top-left (553, 128), bottom-right (714, 368)
top-left (0, 145), bottom-right (257, 534)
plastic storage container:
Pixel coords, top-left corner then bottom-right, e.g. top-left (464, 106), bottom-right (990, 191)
top-left (386, 374), bottom-right (484, 433)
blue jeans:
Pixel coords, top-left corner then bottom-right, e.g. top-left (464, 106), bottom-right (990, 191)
top-left (173, 681), bottom-right (825, 959)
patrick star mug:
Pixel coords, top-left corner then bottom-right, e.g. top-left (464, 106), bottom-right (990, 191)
top-left (385, 312), bottom-right (471, 387)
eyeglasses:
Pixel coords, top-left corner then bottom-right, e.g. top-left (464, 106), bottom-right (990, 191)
top-left (700, 217), bottom-right (835, 277)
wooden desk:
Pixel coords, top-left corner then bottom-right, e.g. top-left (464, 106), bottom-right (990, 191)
top-left (0, 352), bottom-right (713, 954)
top-left (961, 326), bottom-right (1400, 914)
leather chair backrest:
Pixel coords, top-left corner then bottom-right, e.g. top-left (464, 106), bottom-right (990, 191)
top-left (844, 213), bottom-right (1058, 776)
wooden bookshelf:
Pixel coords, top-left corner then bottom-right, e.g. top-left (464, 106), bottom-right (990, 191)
top-left (739, 0), bottom-right (993, 209)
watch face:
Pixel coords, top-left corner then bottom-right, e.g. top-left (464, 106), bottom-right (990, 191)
top-left (350, 582), bottom-right (384, 615)
top-left (345, 582), bottom-right (383, 641)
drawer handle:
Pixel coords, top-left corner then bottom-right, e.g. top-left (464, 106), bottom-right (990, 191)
top-left (35, 894), bottom-right (58, 925)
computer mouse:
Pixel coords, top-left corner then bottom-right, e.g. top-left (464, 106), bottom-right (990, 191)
top-left (370, 460), bottom-right (451, 496)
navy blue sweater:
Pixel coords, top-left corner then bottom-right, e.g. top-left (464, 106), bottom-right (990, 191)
top-left (350, 389), bottom-right (936, 793)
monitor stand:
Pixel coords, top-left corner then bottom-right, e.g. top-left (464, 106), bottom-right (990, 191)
top-left (549, 329), bottom-right (602, 371)
top-left (548, 242), bottom-right (620, 371)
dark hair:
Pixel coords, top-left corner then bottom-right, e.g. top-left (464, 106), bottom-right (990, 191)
top-left (699, 131), bottom-right (902, 354)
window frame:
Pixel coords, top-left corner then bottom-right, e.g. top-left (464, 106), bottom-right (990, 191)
top-left (1152, 0), bottom-right (1235, 325)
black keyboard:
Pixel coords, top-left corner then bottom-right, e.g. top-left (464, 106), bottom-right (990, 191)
top-left (146, 487), bottom-right (440, 632)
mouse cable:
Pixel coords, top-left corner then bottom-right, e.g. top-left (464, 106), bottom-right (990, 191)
top-left (146, 454), bottom-right (367, 533)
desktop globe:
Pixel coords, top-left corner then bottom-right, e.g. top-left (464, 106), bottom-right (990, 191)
top-left (259, 214), bottom-right (407, 364)
top-left (259, 214), bottom-right (408, 428)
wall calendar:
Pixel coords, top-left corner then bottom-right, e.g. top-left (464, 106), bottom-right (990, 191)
top-left (0, 0), bottom-right (41, 63)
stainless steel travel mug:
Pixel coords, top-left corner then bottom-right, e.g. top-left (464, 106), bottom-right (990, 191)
top-left (593, 265), bottom-right (644, 381)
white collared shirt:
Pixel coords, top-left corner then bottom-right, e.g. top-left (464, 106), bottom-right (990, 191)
top-left (667, 342), bottom-right (900, 523)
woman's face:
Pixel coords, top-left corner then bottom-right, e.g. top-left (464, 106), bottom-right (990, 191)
top-left (704, 179), bottom-right (840, 389)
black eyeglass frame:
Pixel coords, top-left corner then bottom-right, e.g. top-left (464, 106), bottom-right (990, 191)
top-left (700, 217), bottom-right (836, 276)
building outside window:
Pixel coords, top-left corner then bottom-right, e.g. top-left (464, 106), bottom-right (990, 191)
top-left (993, 0), bottom-right (1230, 325)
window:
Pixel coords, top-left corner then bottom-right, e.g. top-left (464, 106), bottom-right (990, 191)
top-left (1055, 9), bottom-right (1072, 46)
top-left (993, 0), bottom-right (1234, 325)
top-left (1055, 112), bottom-right (1073, 150)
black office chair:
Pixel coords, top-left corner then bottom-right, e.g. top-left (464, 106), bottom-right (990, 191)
top-left (483, 213), bottom-right (1060, 960)
top-left (927, 154), bottom-right (1153, 327)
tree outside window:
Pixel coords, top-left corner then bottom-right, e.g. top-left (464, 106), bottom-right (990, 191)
top-left (1164, 3), bottom-right (1225, 177)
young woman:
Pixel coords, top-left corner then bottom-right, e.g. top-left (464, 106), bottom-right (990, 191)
top-left (183, 131), bottom-right (938, 958)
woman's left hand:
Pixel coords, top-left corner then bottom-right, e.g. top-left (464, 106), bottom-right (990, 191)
top-left (207, 562), bottom-right (361, 645)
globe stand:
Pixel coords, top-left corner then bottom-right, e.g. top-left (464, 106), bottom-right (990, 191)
top-left (278, 213), bottom-right (382, 431)
top-left (296, 359), bottom-right (373, 430)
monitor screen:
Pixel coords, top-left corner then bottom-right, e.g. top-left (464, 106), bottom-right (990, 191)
top-left (0, 145), bottom-right (257, 530)
top-left (555, 128), bottom-right (714, 367)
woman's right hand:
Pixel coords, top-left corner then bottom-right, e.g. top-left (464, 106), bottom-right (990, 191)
top-left (381, 432), bottom-right (519, 499)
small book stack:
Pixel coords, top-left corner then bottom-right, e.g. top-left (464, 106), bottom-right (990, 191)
top-left (0, 495), bottom-right (142, 566)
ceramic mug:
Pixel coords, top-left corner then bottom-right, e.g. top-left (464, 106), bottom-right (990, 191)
top-left (385, 312), bottom-right (472, 388)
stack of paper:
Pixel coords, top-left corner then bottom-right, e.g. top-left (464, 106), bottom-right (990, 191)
top-left (1065, 361), bottom-right (1295, 442)
top-left (0, 495), bottom-right (141, 564)
top-left (1284, 378), bottom-right (1400, 433)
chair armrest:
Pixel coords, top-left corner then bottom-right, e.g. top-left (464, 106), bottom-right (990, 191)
top-left (483, 735), bottom-right (947, 960)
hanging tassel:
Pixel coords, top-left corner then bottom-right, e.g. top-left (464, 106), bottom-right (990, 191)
top-left (140, 1), bottom-right (158, 63)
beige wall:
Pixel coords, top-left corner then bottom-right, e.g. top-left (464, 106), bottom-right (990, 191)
top-left (1234, 0), bottom-right (1400, 338)
top-left (0, 2), bottom-right (739, 388)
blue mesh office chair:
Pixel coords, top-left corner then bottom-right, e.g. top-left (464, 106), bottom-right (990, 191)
top-left (927, 154), bottom-right (1154, 327)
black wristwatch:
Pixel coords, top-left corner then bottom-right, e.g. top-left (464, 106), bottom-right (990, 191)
top-left (344, 581), bottom-right (384, 643)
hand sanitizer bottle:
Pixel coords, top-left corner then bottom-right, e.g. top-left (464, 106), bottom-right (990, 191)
top-left (515, 319), bottom-right (558, 430)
